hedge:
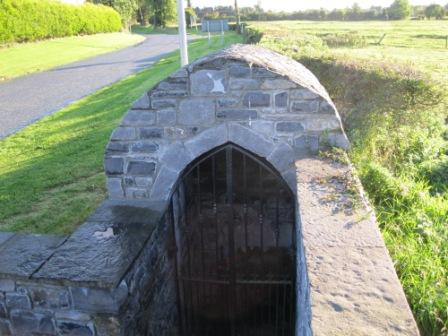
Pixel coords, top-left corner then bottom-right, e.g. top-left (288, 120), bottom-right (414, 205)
top-left (0, 0), bottom-right (122, 44)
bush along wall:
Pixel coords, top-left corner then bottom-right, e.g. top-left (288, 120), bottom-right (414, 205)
top-left (0, 0), bottom-right (122, 44)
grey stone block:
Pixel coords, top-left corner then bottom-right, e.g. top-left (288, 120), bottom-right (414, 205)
top-left (127, 161), bottom-right (156, 176)
top-left (268, 142), bottom-right (296, 173)
top-left (300, 118), bottom-right (340, 131)
top-left (160, 143), bottom-right (194, 172)
top-left (139, 127), bottom-right (163, 139)
top-left (55, 311), bottom-right (91, 322)
top-left (70, 287), bottom-right (124, 314)
top-left (228, 123), bottom-right (275, 158)
top-left (243, 92), bottom-right (270, 107)
top-left (169, 68), bottom-right (188, 78)
top-left (262, 79), bottom-right (296, 90)
top-left (126, 188), bottom-right (148, 199)
top-left (250, 120), bottom-right (274, 135)
top-left (6, 293), bottom-right (32, 310)
top-left (0, 279), bottom-right (15, 292)
top-left (229, 64), bottom-right (251, 78)
top-left (217, 98), bottom-right (239, 108)
top-left (105, 142), bottom-right (129, 155)
top-left (150, 167), bottom-right (179, 201)
top-left (131, 93), bottom-right (150, 110)
top-left (190, 70), bottom-right (227, 96)
top-left (57, 320), bottom-right (95, 336)
top-left (290, 89), bottom-right (320, 100)
top-left (276, 122), bottom-right (304, 133)
top-left (229, 78), bottom-right (260, 90)
top-left (107, 178), bottom-right (124, 199)
top-left (157, 81), bottom-right (187, 91)
top-left (151, 99), bottom-right (177, 109)
top-left (281, 167), bottom-right (298, 195)
top-left (111, 127), bottom-right (136, 141)
top-left (135, 177), bottom-right (152, 188)
top-left (0, 302), bottom-right (7, 319)
top-left (294, 135), bottom-right (319, 153)
top-left (28, 285), bottom-right (70, 309)
top-left (0, 318), bottom-right (11, 336)
top-left (319, 100), bottom-right (335, 114)
top-left (105, 158), bottom-right (124, 175)
top-left (184, 124), bottom-right (228, 158)
top-left (131, 141), bottom-right (159, 153)
top-left (178, 98), bottom-right (215, 126)
top-left (275, 92), bottom-right (288, 108)
top-left (151, 90), bottom-right (187, 98)
top-left (122, 111), bottom-right (156, 126)
top-left (321, 132), bottom-right (350, 150)
top-left (252, 67), bottom-right (276, 78)
top-left (10, 309), bottom-right (45, 334)
top-left (291, 100), bottom-right (319, 113)
top-left (216, 109), bottom-right (257, 121)
top-left (156, 109), bottom-right (177, 125)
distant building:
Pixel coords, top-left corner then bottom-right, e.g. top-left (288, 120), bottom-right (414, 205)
top-left (60, 0), bottom-right (85, 4)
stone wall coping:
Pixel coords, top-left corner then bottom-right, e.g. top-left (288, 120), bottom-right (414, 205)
top-left (188, 44), bottom-right (331, 101)
top-left (295, 157), bottom-right (419, 336)
top-left (0, 200), bottom-right (165, 290)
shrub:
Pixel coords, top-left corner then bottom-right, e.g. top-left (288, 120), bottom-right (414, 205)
top-left (319, 32), bottom-right (368, 48)
top-left (0, 0), bottom-right (122, 44)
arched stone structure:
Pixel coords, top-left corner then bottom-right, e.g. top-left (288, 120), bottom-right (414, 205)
top-left (0, 45), bottom-right (419, 336)
top-left (104, 44), bottom-right (349, 202)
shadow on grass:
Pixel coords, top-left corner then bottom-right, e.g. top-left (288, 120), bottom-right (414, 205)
top-left (0, 34), bottom-right (242, 235)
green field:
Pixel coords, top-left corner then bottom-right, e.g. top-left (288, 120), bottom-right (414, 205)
top-left (0, 33), bottom-right (145, 80)
top-left (0, 32), bottom-right (243, 235)
top-left (247, 20), bottom-right (448, 336)
top-left (251, 20), bottom-right (448, 82)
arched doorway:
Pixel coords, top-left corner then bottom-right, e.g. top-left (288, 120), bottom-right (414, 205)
top-left (168, 143), bottom-right (296, 336)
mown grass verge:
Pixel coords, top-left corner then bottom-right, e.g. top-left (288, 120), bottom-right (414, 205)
top-left (244, 23), bottom-right (448, 336)
top-left (0, 33), bottom-right (145, 80)
top-left (0, 32), bottom-right (243, 235)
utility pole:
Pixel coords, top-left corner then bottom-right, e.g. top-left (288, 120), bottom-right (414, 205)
top-left (177, 0), bottom-right (189, 66)
top-left (235, 0), bottom-right (240, 28)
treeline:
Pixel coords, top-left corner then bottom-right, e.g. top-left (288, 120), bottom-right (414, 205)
top-left (88, 0), bottom-right (177, 29)
top-left (0, 0), bottom-right (122, 44)
top-left (195, 0), bottom-right (448, 21)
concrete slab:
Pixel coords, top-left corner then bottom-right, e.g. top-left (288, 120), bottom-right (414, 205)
top-left (295, 157), bottom-right (419, 336)
top-left (0, 234), bottom-right (66, 280)
top-left (33, 202), bottom-right (162, 288)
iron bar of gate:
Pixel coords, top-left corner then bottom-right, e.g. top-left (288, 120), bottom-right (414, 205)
top-left (225, 147), bottom-right (236, 336)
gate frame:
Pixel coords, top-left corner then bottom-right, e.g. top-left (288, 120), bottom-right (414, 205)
top-left (168, 142), bottom-right (298, 336)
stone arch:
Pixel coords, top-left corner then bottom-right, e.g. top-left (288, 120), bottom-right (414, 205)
top-left (149, 123), bottom-right (297, 202)
top-left (104, 44), bottom-right (349, 201)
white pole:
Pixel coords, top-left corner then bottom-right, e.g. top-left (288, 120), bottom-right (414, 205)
top-left (177, 0), bottom-right (188, 66)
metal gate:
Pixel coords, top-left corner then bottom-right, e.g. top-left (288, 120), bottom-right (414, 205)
top-left (168, 144), bottom-right (296, 336)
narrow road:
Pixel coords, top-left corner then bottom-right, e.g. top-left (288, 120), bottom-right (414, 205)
top-left (0, 34), bottom-right (182, 138)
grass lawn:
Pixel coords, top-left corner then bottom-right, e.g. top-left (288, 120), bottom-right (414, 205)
top-left (0, 32), bottom-right (243, 235)
top-left (247, 20), bottom-right (448, 335)
top-left (0, 33), bottom-right (145, 80)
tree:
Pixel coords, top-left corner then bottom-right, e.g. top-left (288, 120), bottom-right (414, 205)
top-left (425, 4), bottom-right (446, 19)
top-left (388, 0), bottom-right (411, 19)
top-left (148, 0), bottom-right (176, 27)
top-left (93, 0), bottom-right (137, 29)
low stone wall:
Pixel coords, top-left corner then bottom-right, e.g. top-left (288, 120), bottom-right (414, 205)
top-left (0, 202), bottom-right (179, 336)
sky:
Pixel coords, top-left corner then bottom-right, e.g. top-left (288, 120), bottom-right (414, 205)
top-left (191, 0), bottom-right (447, 11)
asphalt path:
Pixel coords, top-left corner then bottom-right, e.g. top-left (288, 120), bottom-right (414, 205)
top-left (0, 34), bottom-right (182, 138)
